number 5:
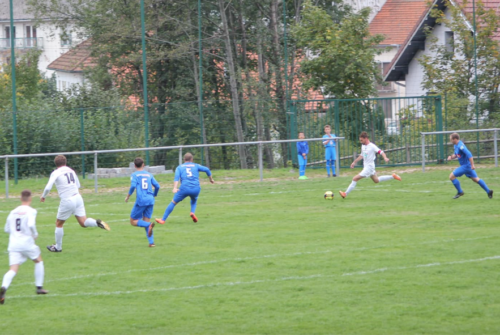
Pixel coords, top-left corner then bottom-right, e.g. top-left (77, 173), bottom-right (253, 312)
top-left (186, 168), bottom-right (193, 177)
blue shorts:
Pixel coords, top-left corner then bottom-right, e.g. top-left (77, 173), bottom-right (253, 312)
top-left (297, 155), bottom-right (307, 165)
top-left (131, 204), bottom-right (154, 220)
top-left (173, 188), bottom-right (200, 203)
top-left (325, 147), bottom-right (336, 161)
top-left (453, 166), bottom-right (478, 179)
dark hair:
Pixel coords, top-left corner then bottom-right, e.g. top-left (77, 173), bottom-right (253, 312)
top-left (298, 132), bottom-right (304, 135)
top-left (21, 189), bottom-right (32, 202)
top-left (134, 157), bottom-right (144, 168)
top-left (54, 155), bottom-right (67, 167)
top-left (450, 132), bottom-right (460, 140)
top-left (324, 125), bottom-right (331, 129)
top-left (184, 152), bottom-right (193, 162)
top-left (359, 131), bottom-right (369, 139)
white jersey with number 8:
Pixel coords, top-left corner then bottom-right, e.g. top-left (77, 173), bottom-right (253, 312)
top-left (5, 205), bottom-right (38, 252)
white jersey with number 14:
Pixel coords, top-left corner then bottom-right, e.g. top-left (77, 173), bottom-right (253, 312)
top-left (43, 166), bottom-right (81, 200)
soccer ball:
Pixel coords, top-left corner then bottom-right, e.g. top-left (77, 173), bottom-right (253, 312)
top-left (324, 191), bottom-right (334, 200)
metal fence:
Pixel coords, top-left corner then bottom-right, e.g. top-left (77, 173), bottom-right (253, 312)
top-left (1, 137), bottom-right (343, 198)
top-left (288, 96), bottom-right (444, 168)
top-left (420, 129), bottom-right (499, 172)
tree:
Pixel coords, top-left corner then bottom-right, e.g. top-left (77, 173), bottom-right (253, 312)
top-left (291, 0), bottom-right (385, 99)
top-left (419, 0), bottom-right (500, 128)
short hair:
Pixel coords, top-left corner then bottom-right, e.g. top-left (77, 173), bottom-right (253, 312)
top-left (134, 157), bottom-right (144, 168)
top-left (184, 152), bottom-right (193, 162)
top-left (298, 131), bottom-right (304, 135)
top-left (54, 155), bottom-right (67, 167)
top-left (359, 131), bottom-right (369, 139)
top-left (21, 189), bottom-right (32, 202)
top-left (324, 125), bottom-right (331, 129)
top-left (450, 133), bottom-right (460, 140)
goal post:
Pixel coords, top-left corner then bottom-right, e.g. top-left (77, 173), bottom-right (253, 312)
top-left (420, 128), bottom-right (499, 172)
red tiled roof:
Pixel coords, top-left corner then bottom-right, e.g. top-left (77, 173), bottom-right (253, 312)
top-left (369, 0), bottom-right (430, 45)
top-left (47, 39), bottom-right (94, 72)
top-left (460, 0), bottom-right (500, 40)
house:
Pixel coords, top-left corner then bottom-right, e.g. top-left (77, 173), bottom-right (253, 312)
top-left (0, 0), bottom-right (80, 84)
top-left (384, 0), bottom-right (500, 97)
top-left (369, 0), bottom-right (429, 120)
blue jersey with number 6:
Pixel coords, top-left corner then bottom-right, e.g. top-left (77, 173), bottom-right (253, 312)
top-left (175, 163), bottom-right (211, 190)
top-left (129, 171), bottom-right (160, 206)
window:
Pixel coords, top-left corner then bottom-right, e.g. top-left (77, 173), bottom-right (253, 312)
top-left (5, 26), bottom-right (15, 47)
top-left (60, 29), bottom-right (72, 47)
top-left (26, 26), bottom-right (37, 47)
top-left (62, 81), bottom-right (67, 90)
top-left (445, 31), bottom-right (454, 54)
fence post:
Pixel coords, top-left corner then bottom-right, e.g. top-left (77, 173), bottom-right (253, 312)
top-left (179, 147), bottom-right (183, 166)
top-left (258, 142), bottom-right (263, 182)
top-left (353, 151), bottom-right (357, 161)
top-left (406, 143), bottom-right (410, 164)
top-left (335, 139), bottom-right (340, 175)
top-left (421, 134), bottom-right (426, 172)
top-left (94, 152), bottom-right (98, 193)
top-left (80, 108), bottom-right (86, 179)
top-left (435, 96), bottom-right (444, 163)
top-left (5, 157), bottom-right (8, 199)
top-left (494, 129), bottom-right (498, 168)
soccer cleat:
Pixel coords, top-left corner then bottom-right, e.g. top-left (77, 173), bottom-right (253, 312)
top-left (0, 286), bottom-right (6, 305)
top-left (327, 175), bottom-right (331, 178)
top-left (36, 288), bottom-right (48, 295)
top-left (453, 192), bottom-right (465, 199)
top-left (155, 218), bottom-right (165, 225)
top-left (190, 213), bottom-right (198, 223)
top-left (392, 173), bottom-right (402, 181)
top-left (333, 174), bottom-right (337, 177)
top-left (339, 191), bottom-right (346, 199)
top-left (96, 219), bottom-right (110, 231)
top-left (46, 244), bottom-right (62, 252)
top-left (147, 222), bottom-right (155, 237)
top-left (298, 176), bottom-right (308, 180)
top-left (149, 243), bottom-right (156, 248)
top-left (488, 190), bottom-right (494, 199)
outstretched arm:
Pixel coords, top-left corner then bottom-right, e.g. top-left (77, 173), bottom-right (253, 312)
top-left (380, 152), bottom-right (390, 163)
top-left (350, 154), bottom-right (363, 168)
top-left (41, 173), bottom-right (57, 202)
top-left (198, 165), bottom-right (214, 184)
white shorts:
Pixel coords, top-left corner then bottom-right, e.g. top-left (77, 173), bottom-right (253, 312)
top-left (359, 165), bottom-right (376, 178)
top-left (57, 194), bottom-right (86, 220)
top-left (9, 245), bottom-right (41, 265)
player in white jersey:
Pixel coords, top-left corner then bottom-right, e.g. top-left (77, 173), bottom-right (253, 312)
top-left (41, 155), bottom-right (110, 252)
top-left (339, 132), bottom-right (402, 198)
top-left (1, 190), bottom-right (48, 304)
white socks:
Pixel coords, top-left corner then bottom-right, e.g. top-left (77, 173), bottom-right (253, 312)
top-left (378, 175), bottom-right (394, 182)
top-left (84, 218), bottom-right (98, 227)
top-left (2, 270), bottom-right (16, 289)
top-left (346, 181), bottom-right (357, 195)
top-left (55, 227), bottom-right (64, 250)
top-left (35, 262), bottom-right (44, 287)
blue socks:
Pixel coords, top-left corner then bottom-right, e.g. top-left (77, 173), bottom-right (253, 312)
top-left (451, 179), bottom-right (463, 193)
top-left (299, 165), bottom-right (306, 176)
top-left (162, 202), bottom-right (176, 221)
top-left (137, 219), bottom-right (150, 228)
top-left (331, 161), bottom-right (336, 175)
top-left (144, 227), bottom-right (154, 244)
top-left (190, 198), bottom-right (197, 213)
top-left (326, 161), bottom-right (331, 175)
top-left (478, 179), bottom-right (490, 193)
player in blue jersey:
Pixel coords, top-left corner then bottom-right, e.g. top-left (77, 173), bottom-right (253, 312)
top-left (447, 133), bottom-right (493, 199)
top-left (323, 125), bottom-right (337, 177)
top-left (155, 152), bottom-right (214, 224)
top-left (297, 132), bottom-right (309, 180)
top-left (125, 157), bottom-right (160, 247)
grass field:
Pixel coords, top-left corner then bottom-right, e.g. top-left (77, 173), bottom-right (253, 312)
top-left (0, 165), bottom-right (499, 334)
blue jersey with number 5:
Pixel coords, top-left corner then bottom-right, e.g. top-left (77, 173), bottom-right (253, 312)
top-left (129, 171), bottom-right (160, 206)
top-left (175, 163), bottom-right (211, 190)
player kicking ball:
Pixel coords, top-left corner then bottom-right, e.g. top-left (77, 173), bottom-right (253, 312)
top-left (339, 131), bottom-right (401, 198)
top-left (156, 152), bottom-right (214, 224)
top-left (1, 190), bottom-right (47, 304)
top-left (41, 155), bottom-right (110, 252)
top-left (125, 157), bottom-right (160, 247)
top-left (447, 132), bottom-right (493, 199)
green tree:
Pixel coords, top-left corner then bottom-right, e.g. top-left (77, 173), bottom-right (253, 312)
top-left (419, 0), bottom-right (500, 128)
top-left (291, 0), bottom-right (385, 99)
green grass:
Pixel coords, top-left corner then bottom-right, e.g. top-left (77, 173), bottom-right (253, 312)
top-left (1, 165), bottom-right (500, 334)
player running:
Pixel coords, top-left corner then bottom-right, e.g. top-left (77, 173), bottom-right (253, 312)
top-left (1, 190), bottom-right (48, 304)
top-left (41, 155), bottom-right (110, 252)
top-left (339, 131), bottom-right (401, 198)
top-left (125, 157), bottom-right (160, 247)
top-left (155, 153), bottom-right (214, 224)
top-left (447, 132), bottom-right (493, 199)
